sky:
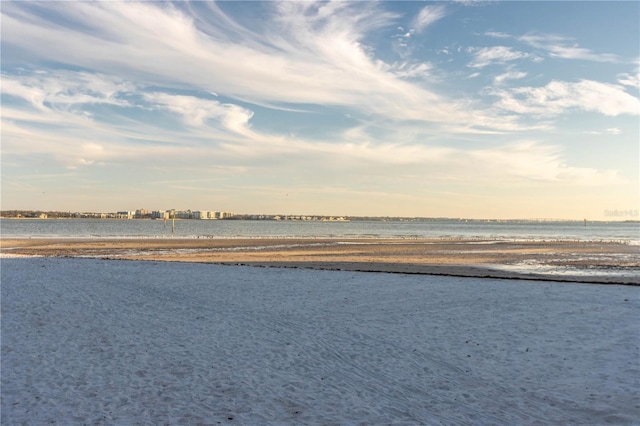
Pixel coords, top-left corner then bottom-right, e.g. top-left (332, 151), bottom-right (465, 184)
top-left (1, 1), bottom-right (639, 220)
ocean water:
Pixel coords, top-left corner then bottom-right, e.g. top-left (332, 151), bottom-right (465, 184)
top-left (1, 218), bottom-right (638, 243)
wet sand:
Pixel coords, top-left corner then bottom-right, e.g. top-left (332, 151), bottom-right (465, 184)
top-left (2, 238), bottom-right (638, 284)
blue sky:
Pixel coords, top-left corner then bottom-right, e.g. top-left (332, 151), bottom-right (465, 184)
top-left (2, 1), bottom-right (638, 219)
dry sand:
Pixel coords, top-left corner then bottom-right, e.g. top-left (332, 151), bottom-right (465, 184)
top-left (4, 257), bottom-right (638, 424)
top-left (2, 238), bottom-right (638, 284)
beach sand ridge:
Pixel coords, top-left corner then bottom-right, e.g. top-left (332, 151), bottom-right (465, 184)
top-left (2, 237), bottom-right (638, 284)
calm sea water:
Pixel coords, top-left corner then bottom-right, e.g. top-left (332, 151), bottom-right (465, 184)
top-left (1, 218), bottom-right (638, 243)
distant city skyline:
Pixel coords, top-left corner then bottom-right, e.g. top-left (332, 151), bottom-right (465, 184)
top-left (2, 1), bottom-right (638, 220)
top-left (2, 207), bottom-right (637, 223)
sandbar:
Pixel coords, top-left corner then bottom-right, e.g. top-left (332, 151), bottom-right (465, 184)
top-left (2, 237), bottom-right (638, 284)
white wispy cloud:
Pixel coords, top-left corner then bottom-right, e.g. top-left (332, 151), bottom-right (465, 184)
top-left (468, 140), bottom-right (623, 185)
top-left (143, 92), bottom-right (255, 136)
top-left (8, 1), bottom-right (617, 139)
top-left (1, 1), bottom-right (472, 128)
top-left (492, 80), bottom-right (640, 116)
top-left (618, 68), bottom-right (640, 89)
top-left (412, 5), bottom-right (447, 33)
top-left (225, 130), bottom-right (623, 186)
top-left (467, 46), bottom-right (530, 68)
top-left (520, 34), bottom-right (618, 62)
top-left (2, 69), bottom-right (620, 188)
top-left (585, 127), bottom-right (624, 136)
top-left (494, 70), bottom-right (527, 85)
top-left (484, 31), bottom-right (511, 39)
top-left (1, 71), bottom-right (134, 111)
top-left (2, 119), bottom-right (119, 170)
top-left (1, 0), bottom-right (634, 212)
top-left (389, 62), bottom-right (433, 79)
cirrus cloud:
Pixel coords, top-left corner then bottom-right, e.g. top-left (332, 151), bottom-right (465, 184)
top-left (1, 1), bottom-right (637, 217)
top-left (412, 5), bottom-right (447, 33)
top-left (467, 46), bottom-right (530, 68)
top-left (520, 34), bottom-right (619, 63)
top-left (492, 80), bottom-right (640, 116)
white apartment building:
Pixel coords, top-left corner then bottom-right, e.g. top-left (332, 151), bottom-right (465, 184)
top-left (116, 211), bottom-right (134, 219)
top-left (214, 211), bottom-right (234, 219)
top-left (194, 211), bottom-right (210, 220)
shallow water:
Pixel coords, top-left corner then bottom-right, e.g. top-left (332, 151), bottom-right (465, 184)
top-left (2, 218), bottom-right (638, 243)
top-left (491, 259), bottom-right (640, 278)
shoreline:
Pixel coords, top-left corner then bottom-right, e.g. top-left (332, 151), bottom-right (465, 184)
top-left (2, 237), bottom-right (638, 285)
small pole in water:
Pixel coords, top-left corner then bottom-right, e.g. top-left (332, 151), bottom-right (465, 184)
top-left (584, 218), bottom-right (587, 227)
top-left (172, 213), bottom-right (175, 235)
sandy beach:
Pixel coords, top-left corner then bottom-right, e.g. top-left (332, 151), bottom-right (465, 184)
top-left (3, 236), bottom-right (639, 422)
top-left (2, 237), bottom-right (639, 284)
top-left (2, 257), bottom-right (639, 424)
